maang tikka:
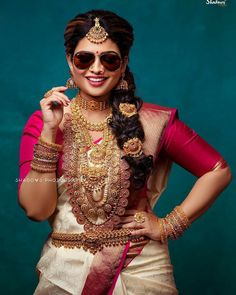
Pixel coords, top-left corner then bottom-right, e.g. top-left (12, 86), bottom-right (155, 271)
top-left (86, 17), bottom-right (109, 44)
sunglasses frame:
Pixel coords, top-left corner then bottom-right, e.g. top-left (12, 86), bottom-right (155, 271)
top-left (73, 50), bottom-right (123, 72)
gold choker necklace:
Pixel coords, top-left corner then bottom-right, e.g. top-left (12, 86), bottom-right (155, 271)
top-left (76, 93), bottom-right (109, 111)
top-left (72, 100), bottom-right (112, 131)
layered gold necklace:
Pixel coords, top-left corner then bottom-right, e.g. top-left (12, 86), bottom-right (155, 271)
top-left (73, 105), bottom-right (112, 131)
top-left (63, 99), bottom-right (131, 231)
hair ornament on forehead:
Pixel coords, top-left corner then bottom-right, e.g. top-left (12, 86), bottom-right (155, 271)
top-left (86, 17), bottom-right (109, 44)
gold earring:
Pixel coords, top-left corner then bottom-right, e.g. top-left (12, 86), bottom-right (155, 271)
top-left (115, 73), bottom-right (128, 91)
top-left (65, 71), bottom-right (78, 89)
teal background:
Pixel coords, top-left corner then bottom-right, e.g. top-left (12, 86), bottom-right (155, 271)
top-left (1, 0), bottom-right (235, 294)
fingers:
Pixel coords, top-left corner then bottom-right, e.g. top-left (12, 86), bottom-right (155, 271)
top-left (50, 93), bottom-right (70, 106)
top-left (41, 87), bottom-right (70, 108)
top-left (51, 86), bottom-right (68, 92)
top-left (40, 96), bottom-right (68, 108)
top-left (43, 86), bottom-right (70, 100)
top-left (122, 221), bottom-right (143, 229)
top-left (121, 211), bottom-right (161, 240)
top-left (119, 216), bottom-right (133, 224)
top-left (130, 229), bottom-right (147, 236)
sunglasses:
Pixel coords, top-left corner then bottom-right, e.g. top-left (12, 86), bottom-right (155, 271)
top-left (73, 51), bottom-right (122, 72)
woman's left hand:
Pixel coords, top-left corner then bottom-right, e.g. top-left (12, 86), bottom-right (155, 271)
top-left (120, 210), bottom-right (161, 241)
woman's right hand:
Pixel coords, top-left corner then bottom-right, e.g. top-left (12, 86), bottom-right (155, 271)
top-left (40, 86), bottom-right (70, 131)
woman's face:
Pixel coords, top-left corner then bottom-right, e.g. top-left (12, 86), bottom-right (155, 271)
top-left (67, 37), bottom-right (127, 100)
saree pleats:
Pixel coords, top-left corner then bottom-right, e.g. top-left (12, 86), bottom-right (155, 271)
top-left (113, 240), bottom-right (178, 295)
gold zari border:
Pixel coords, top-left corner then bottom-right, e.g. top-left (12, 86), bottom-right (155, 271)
top-left (212, 158), bottom-right (227, 171)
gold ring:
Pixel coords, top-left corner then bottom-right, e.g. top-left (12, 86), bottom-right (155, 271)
top-left (44, 89), bottom-right (54, 98)
top-left (134, 212), bottom-right (145, 223)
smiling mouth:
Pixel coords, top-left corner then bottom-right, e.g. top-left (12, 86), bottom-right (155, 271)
top-left (86, 77), bottom-right (108, 82)
top-left (85, 77), bottom-right (108, 87)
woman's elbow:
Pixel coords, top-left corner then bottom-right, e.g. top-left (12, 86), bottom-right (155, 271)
top-left (23, 206), bottom-right (55, 222)
top-left (223, 166), bottom-right (232, 183)
top-left (26, 211), bottom-right (50, 222)
top-left (217, 166), bottom-right (233, 188)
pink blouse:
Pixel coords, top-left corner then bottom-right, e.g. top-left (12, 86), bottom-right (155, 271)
top-left (18, 105), bottom-right (227, 194)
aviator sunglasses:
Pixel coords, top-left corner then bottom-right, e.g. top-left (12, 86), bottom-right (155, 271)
top-left (73, 51), bottom-right (122, 72)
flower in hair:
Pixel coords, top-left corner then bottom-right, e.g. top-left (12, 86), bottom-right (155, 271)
top-left (123, 137), bottom-right (143, 157)
top-left (119, 103), bottom-right (137, 117)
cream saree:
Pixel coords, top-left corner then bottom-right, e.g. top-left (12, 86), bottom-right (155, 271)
top-left (32, 105), bottom-right (179, 294)
top-left (34, 174), bottom-right (178, 295)
top-left (19, 101), bottom-right (226, 294)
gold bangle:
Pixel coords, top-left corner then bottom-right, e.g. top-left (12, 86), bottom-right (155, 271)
top-left (38, 136), bottom-right (62, 151)
top-left (164, 217), bottom-right (176, 240)
top-left (157, 218), bottom-right (167, 244)
top-left (168, 211), bottom-right (184, 238)
top-left (174, 206), bottom-right (191, 228)
top-left (31, 163), bottom-right (56, 173)
top-left (33, 157), bottom-right (58, 164)
top-left (161, 205), bottom-right (191, 242)
top-left (33, 144), bottom-right (60, 161)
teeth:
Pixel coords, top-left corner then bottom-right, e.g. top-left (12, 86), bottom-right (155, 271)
top-left (87, 77), bottom-right (106, 82)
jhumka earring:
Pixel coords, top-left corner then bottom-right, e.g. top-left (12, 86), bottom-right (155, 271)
top-left (65, 70), bottom-right (78, 89)
top-left (115, 73), bottom-right (129, 91)
top-left (86, 17), bottom-right (109, 44)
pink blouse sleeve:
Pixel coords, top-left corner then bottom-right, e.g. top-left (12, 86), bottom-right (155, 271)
top-left (18, 110), bottom-right (44, 192)
top-left (18, 110), bottom-right (64, 195)
top-left (161, 112), bottom-right (228, 177)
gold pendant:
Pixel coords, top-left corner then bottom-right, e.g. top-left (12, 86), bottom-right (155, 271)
top-left (89, 146), bottom-right (106, 164)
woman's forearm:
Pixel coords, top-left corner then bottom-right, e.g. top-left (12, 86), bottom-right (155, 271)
top-left (180, 166), bottom-right (232, 223)
top-left (18, 127), bottom-right (58, 222)
top-left (19, 170), bottom-right (58, 221)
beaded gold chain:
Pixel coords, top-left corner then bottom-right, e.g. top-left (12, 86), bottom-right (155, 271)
top-left (71, 101), bottom-right (111, 194)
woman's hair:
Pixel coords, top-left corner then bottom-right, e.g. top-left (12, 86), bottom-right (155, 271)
top-left (64, 9), bottom-right (153, 189)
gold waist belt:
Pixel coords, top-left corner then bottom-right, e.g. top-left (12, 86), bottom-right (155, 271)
top-left (51, 229), bottom-right (145, 254)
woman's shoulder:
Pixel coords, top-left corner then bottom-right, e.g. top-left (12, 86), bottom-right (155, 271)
top-left (142, 101), bottom-right (177, 114)
top-left (141, 102), bottom-right (178, 124)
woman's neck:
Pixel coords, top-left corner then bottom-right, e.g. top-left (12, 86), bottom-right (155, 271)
top-left (79, 91), bottom-right (110, 103)
top-left (75, 91), bottom-right (112, 122)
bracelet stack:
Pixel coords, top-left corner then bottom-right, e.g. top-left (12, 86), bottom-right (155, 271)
top-left (158, 205), bottom-right (191, 244)
top-left (30, 136), bottom-right (62, 173)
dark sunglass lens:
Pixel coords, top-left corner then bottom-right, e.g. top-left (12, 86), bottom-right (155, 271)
top-left (73, 52), bottom-right (94, 69)
top-left (101, 53), bottom-right (121, 71)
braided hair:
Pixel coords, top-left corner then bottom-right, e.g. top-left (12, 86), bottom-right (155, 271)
top-left (64, 9), bottom-right (153, 189)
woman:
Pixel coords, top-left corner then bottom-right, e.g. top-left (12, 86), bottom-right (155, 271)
top-left (18, 9), bottom-right (232, 295)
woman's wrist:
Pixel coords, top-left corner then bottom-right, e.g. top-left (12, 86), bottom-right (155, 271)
top-left (31, 136), bottom-right (62, 173)
top-left (157, 205), bottom-right (191, 244)
top-left (41, 125), bottom-right (58, 143)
